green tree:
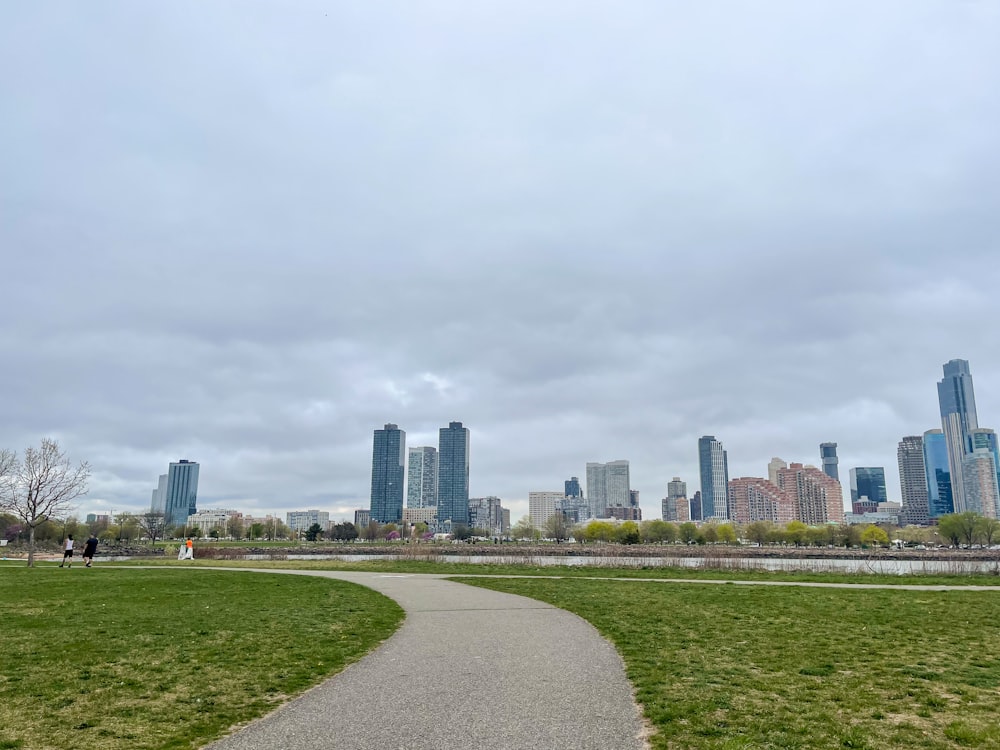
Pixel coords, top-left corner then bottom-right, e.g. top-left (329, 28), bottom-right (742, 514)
top-left (614, 521), bottom-right (641, 545)
top-left (678, 522), bottom-right (698, 544)
top-left (581, 520), bottom-right (615, 543)
top-left (640, 519), bottom-right (676, 543)
top-left (331, 521), bottom-right (359, 541)
top-left (544, 513), bottom-right (571, 542)
top-left (304, 522), bottom-right (324, 541)
top-left (248, 522), bottom-right (264, 540)
top-left (701, 524), bottom-right (719, 544)
top-left (978, 517), bottom-right (1000, 547)
top-left (785, 521), bottom-right (808, 546)
top-left (938, 512), bottom-right (980, 546)
top-left (860, 525), bottom-right (890, 548)
top-left (716, 523), bottom-right (738, 545)
top-left (510, 516), bottom-right (537, 541)
top-left (745, 521), bottom-right (772, 545)
top-left (226, 515), bottom-right (244, 541)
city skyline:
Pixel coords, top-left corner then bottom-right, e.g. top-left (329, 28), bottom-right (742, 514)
top-left (3, 3), bottom-right (999, 527)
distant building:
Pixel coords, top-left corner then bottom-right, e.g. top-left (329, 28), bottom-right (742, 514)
top-left (354, 509), bottom-right (371, 528)
top-left (151, 473), bottom-right (168, 513)
top-left (662, 477), bottom-right (687, 522)
top-left (164, 460), bottom-right (199, 529)
top-left (728, 477), bottom-right (795, 525)
top-left (189, 509), bottom-right (243, 537)
top-left (923, 429), bottom-right (953, 517)
top-left (501, 508), bottom-right (511, 535)
top-left (437, 422), bottom-right (471, 526)
top-left (529, 491), bottom-right (564, 530)
top-left (564, 476), bottom-right (582, 498)
top-left (968, 428), bottom-right (1000, 518)
top-left (468, 496), bottom-right (504, 536)
top-left (407, 446), bottom-right (438, 509)
top-left (690, 490), bottom-right (702, 522)
top-left (698, 436), bottom-right (729, 520)
top-left (820, 443), bottom-right (839, 481)
top-left (850, 467), bottom-right (887, 505)
top-left (938, 359), bottom-right (979, 511)
top-left (775, 463), bottom-right (845, 525)
top-left (371, 423), bottom-right (406, 523)
top-left (606, 506), bottom-right (641, 521)
top-left (897, 436), bottom-right (930, 525)
top-left (402, 507), bottom-right (437, 525)
top-left (962, 449), bottom-right (1000, 518)
top-left (287, 509), bottom-right (331, 535)
top-left (586, 460), bottom-right (630, 518)
top-left (767, 458), bottom-right (787, 485)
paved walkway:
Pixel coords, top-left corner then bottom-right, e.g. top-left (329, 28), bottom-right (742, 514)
top-left (204, 570), bottom-right (649, 750)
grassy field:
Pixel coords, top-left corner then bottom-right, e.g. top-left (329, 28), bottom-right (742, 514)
top-left (458, 576), bottom-right (1000, 750)
top-left (123, 555), bottom-right (1000, 587)
top-left (0, 566), bottom-right (403, 750)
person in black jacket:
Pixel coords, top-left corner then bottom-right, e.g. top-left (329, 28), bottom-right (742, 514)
top-left (82, 534), bottom-right (99, 567)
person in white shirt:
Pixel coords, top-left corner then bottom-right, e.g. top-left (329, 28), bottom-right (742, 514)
top-left (59, 535), bottom-right (74, 568)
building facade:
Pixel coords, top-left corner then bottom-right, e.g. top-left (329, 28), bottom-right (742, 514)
top-left (698, 436), bottom-right (730, 520)
top-left (776, 463), bottom-right (845, 525)
top-left (662, 477), bottom-right (688, 522)
top-left (849, 467), bottom-right (887, 504)
top-left (728, 477), bottom-right (796, 525)
top-left (406, 446), bottom-right (438, 509)
top-left (437, 421), bottom-right (470, 526)
top-left (529, 491), bottom-right (564, 530)
top-left (286, 509), bottom-right (331, 534)
top-left (370, 423), bottom-right (406, 523)
top-left (820, 443), bottom-right (839, 481)
top-left (938, 359), bottom-right (979, 512)
top-left (962, 449), bottom-right (1000, 518)
top-left (468, 496), bottom-right (504, 536)
top-left (897, 436), bottom-right (930, 525)
top-left (163, 460), bottom-right (199, 529)
top-left (923, 429), bottom-right (953, 517)
top-left (585, 460), bottom-right (630, 519)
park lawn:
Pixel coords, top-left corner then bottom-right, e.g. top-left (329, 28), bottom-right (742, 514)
top-left (456, 576), bottom-right (1000, 750)
top-left (0, 567), bottom-right (403, 750)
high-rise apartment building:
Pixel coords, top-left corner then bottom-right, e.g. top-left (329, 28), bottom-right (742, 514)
top-left (728, 477), bottom-right (796, 525)
top-left (767, 458), bottom-right (787, 485)
top-left (564, 477), bottom-right (582, 498)
top-left (468, 496), bottom-right (504, 536)
top-left (968, 428), bottom-right (1000, 517)
top-left (922, 429), bottom-right (953, 518)
top-left (850, 467), bottom-right (887, 505)
top-left (529, 491), bottom-right (564, 530)
top-left (370, 423), bottom-right (406, 523)
top-left (775, 463), bottom-right (845, 525)
top-left (938, 359), bottom-right (979, 512)
top-left (662, 477), bottom-right (688, 522)
top-left (820, 443), bottom-right (839, 481)
top-left (897, 436), bottom-right (930, 526)
top-left (698, 436), bottom-right (729, 520)
top-left (690, 491), bottom-right (702, 522)
top-left (962, 450), bottom-right (1000, 518)
top-left (406, 446), bottom-right (438, 509)
top-left (163, 460), bottom-right (199, 529)
top-left (585, 460), bottom-right (630, 518)
top-left (286, 510), bottom-right (331, 534)
top-left (437, 421), bottom-right (470, 526)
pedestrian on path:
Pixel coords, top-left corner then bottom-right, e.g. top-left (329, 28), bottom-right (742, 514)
top-left (82, 534), bottom-right (98, 567)
top-left (59, 535), bottom-right (74, 568)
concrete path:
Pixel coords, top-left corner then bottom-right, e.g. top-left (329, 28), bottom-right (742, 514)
top-left (204, 570), bottom-right (648, 750)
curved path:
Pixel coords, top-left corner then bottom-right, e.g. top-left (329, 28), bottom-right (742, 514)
top-left (204, 570), bottom-right (649, 750)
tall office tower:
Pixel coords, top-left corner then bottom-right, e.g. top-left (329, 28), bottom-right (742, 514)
top-left (849, 467), bottom-right (887, 504)
top-left (969, 428), bottom-right (1000, 505)
top-left (564, 477), bottom-right (582, 498)
top-left (938, 359), bottom-right (979, 512)
top-left (690, 491), bottom-right (702, 521)
top-left (897, 436), bottom-right (930, 526)
top-left (164, 460), bottom-right (200, 529)
top-left (698, 436), bottom-right (730, 520)
top-left (371, 423), bottom-right (406, 523)
top-left (150, 473), bottom-right (168, 513)
top-left (437, 421), bottom-right (470, 526)
top-left (820, 443), bottom-right (840, 481)
top-left (727, 477), bottom-right (796, 525)
top-left (662, 477), bottom-right (687, 522)
top-left (406, 446), bottom-right (438, 509)
top-left (775, 463), bottom-right (845, 525)
top-left (767, 458), bottom-right (787, 485)
top-left (922, 429), bottom-right (953, 518)
top-left (585, 460), bottom-right (630, 518)
top-left (529, 491), bottom-right (564, 530)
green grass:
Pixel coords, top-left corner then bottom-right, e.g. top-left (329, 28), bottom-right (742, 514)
top-left (0, 567), bottom-right (403, 750)
top-left (456, 576), bottom-right (1000, 749)
top-left (121, 555), bottom-right (1000, 587)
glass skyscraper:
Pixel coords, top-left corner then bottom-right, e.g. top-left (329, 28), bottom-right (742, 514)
top-left (698, 436), bottom-right (729, 520)
top-left (406, 446), bottom-right (438, 509)
top-left (164, 460), bottom-right (199, 529)
top-left (849, 467), bottom-right (887, 504)
top-left (922, 429), bottom-right (953, 517)
top-left (370, 423), bottom-right (406, 523)
top-left (820, 442), bottom-right (839, 481)
top-left (897, 436), bottom-right (930, 525)
top-left (437, 421), bottom-right (470, 526)
top-left (938, 359), bottom-right (979, 512)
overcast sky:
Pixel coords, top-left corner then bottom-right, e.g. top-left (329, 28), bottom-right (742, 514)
top-left (2, 1), bottom-right (999, 524)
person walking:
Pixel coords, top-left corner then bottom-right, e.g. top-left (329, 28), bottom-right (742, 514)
top-left (82, 534), bottom-right (98, 567)
top-left (59, 535), bottom-right (74, 568)
top-left (184, 537), bottom-right (194, 560)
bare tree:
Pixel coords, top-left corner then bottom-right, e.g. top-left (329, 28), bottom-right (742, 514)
top-left (0, 439), bottom-right (90, 567)
top-left (136, 511), bottom-right (168, 546)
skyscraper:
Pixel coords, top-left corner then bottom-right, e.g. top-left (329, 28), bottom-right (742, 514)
top-left (437, 421), bottom-right (470, 526)
top-left (406, 446), bottom-right (438, 509)
top-left (820, 443), bottom-right (839, 481)
top-left (965, 428), bottom-right (1000, 518)
top-left (564, 477), bottom-right (582, 498)
top-left (698, 436), bottom-right (729, 520)
top-left (585, 460), bottom-right (630, 518)
top-left (371, 424), bottom-right (406, 523)
top-left (849, 467), bottom-right (887, 505)
top-left (938, 359), bottom-right (979, 512)
top-left (922, 429), bottom-right (953, 518)
top-left (897, 436), bottom-right (930, 525)
top-left (163, 460), bottom-right (199, 529)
